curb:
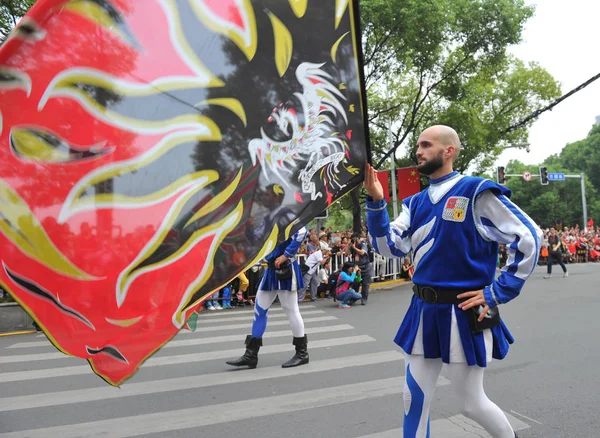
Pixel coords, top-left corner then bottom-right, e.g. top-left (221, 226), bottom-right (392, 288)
top-left (370, 279), bottom-right (412, 291)
top-left (0, 329), bottom-right (36, 337)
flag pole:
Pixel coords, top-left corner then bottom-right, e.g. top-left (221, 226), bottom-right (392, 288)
top-left (386, 78), bottom-right (399, 279)
top-left (386, 80), bottom-right (399, 220)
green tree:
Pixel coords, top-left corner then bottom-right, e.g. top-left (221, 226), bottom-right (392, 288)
top-left (343, 0), bottom-right (561, 231)
top-left (542, 123), bottom-right (600, 227)
top-left (554, 124), bottom-right (600, 193)
top-left (1, 0), bottom-right (36, 42)
top-left (502, 160), bottom-right (596, 229)
top-left (362, 0), bottom-right (560, 170)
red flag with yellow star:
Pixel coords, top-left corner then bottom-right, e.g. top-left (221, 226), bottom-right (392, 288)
top-left (397, 167), bottom-right (421, 200)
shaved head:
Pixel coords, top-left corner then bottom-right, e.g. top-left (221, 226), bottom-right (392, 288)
top-left (428, 125), bottom-right (461, 160)
top-left (415, 125), bottom-right (462, 177)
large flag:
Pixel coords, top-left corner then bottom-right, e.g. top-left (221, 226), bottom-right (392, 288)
top-left (397, 167), bottom-right (421, 201)
top-left (0, 0), bottom-right (370, 385)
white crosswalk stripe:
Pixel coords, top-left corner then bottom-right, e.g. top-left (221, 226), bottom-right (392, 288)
top-left (0, 351), bottom-right (410, 413)
top-left (193, 309), bottom-right (326, 324)
top-left (0, 335), bottom-right (374, 382)
top-left (4, 324), bottom-right (354, 350)
top-left (198, 305), bottom-right (316, 316)
top-left (358, 413), bottom-right (530, 438)
top-left (0, 305), bottom-right (533, 437)
top-left (178, 315), bottom-right (338, 333)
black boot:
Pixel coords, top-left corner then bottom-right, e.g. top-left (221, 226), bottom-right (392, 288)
top-left (281, 335), bottom-right (309, 368)
top-left (225, 335), bottom-right (262, 369)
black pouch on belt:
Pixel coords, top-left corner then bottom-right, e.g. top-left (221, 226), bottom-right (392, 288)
top-left (466, 305), bottom-right (501, 333)
top-left (274, 261), bottom-right (293, 280)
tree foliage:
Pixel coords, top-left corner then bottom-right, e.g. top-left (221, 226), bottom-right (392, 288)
top-left (0, 0), bottom-right (36, 41)
top-left (501, 124), bottom-right (600, 229)
top-left (361, 0), bottom-right (561, 172)
top-left (335, 0), bottom-right (561, 232)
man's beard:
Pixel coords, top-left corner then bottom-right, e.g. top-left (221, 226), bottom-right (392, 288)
top-left (416, 152), bottom-right (444, 176)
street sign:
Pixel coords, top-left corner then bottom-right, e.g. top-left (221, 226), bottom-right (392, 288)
top-left (522, 171), bottom-right (532, 182)
top-left (547, 172), bottom-right (565, 181)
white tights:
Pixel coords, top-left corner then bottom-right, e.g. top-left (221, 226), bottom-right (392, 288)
top-left (403, 354), bottom-right (514, 438)
top-left (253, 290), bottom-right (305, 338)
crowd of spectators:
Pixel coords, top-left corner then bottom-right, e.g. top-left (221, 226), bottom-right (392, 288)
top-left (498, 223), bottom-right (600, 268)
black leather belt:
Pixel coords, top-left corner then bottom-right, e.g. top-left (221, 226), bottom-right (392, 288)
top-left (412, 284), bottom-right (479, 304)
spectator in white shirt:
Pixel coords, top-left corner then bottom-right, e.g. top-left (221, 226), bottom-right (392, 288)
top-left (317, 262), bottom-right (331, 298)
top-left (298, 245), bottom-right (331, 302)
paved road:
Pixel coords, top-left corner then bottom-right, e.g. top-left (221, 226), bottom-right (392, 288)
top-left (1, 262), bottom-right (599, 437)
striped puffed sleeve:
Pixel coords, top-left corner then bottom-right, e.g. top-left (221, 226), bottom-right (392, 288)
top-left (366, 196), bottom-right (413, 258)
top-left (474, 189), bottom-right (543, 307)
top-left (283, 226), bottom-right (308, 258)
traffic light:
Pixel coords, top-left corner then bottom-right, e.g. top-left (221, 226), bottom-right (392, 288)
top-left (497, 166), bottom-right (506, 185)
top-left (539, 166), bottom-right (549, 185)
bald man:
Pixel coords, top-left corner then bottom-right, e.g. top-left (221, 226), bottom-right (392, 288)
top-left (364, 125), bottom-right (542, 438)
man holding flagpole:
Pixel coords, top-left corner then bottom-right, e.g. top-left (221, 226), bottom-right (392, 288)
top-left (364, 125), bottom-right (542, 438)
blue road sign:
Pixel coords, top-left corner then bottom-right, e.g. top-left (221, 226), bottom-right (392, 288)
top-left (547, 172), bottom-right (565, 181)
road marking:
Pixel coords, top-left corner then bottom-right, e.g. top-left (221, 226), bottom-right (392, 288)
top-left (359, 412), bottom-right (530, 437)
top-left (179, 315), bottom-right (338, 334)
top-left (510, 409), bottom-right (543, 425)
top-left (0, 335), bottom-right (374, 383)
top-left (199, 305), bottom-right (316, 317)
top-left (0, 377), bottom-right (411, 437)
top-left (0, 351), bottom-right (414, 412)
top-left (6, 324), bottom-right (355, 350)
top-left (194, 309), bottom-right (325, 324)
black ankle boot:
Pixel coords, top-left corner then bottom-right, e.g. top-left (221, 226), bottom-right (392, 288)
top-left (281, 335), bottom-right (309, 368)
top-left (226, 335), bottom-right (262, 369)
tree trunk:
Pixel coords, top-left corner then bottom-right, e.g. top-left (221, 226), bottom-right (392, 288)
top-left (351, 187), bottom-right (362, 233)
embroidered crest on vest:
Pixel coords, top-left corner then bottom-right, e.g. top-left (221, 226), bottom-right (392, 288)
top-left (442, 196), bottom-right (469, 222)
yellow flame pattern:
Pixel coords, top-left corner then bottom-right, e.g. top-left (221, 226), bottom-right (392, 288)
top-left (116, 174), bottom-right (226, 307)
top-left (173, 201), bottom-right (244, 327)
top-left (184, 168), bottom-right (243, 229)
top-left (0, 180), bottom-right (94, 280)
top-left (189, 0), bottom-right (258, 62)
top-left (335, 0), bottom-right (349, 29)
top-left (331, 32), bottom-right (350, 63)
top-left (288, 0), bottom-right (308, 18)
top-left (267, 11), bottom-right (293, 77)
top-left (64, 0), bottom-right (140, 48)
top-left (59, 132), bottom-right (220, 222)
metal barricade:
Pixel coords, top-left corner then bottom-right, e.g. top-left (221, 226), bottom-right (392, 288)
top-left (296, 252), bottom-right (403, 281)
top-left (204, 251), bottom-right (407, 308)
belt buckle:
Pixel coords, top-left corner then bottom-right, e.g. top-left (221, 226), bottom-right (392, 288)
top-left (421, 286), bottom-right (438, 304)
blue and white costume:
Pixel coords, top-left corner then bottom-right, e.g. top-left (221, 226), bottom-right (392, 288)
top-left (227, 187), bottom-right (311, 370)
top-left (252, 225), bottom-right (308, 339)
top-left (367, 171), bottom-right (543, 438)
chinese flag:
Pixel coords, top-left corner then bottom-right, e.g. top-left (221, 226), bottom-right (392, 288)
top-left (376, 170), bottom-right (390, 202)
top-left (588, 218), bottom-right (594, 228)
top-left (397, 167), bottom-right (422, 200)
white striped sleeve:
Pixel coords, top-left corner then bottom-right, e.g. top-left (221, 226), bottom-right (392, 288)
top-left (366, 198), bottom-right (412, 259)
top-left (474, 190), bottom-right (543, 305)
top-left (283, 226), bottom-right (307, 258)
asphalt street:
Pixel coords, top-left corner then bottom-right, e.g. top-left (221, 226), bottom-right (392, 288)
top-left (0, 262), bottom-right (599, 437)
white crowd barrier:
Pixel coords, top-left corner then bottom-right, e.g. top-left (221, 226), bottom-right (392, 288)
top-left (295, 252), bottom-right (406, 281)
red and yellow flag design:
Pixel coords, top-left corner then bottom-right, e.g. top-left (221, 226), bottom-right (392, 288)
top-left (0, 0), bottom-right (370, 385)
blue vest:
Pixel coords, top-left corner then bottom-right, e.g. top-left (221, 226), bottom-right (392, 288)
top-left (408, 176), bottom-right (511, 290)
